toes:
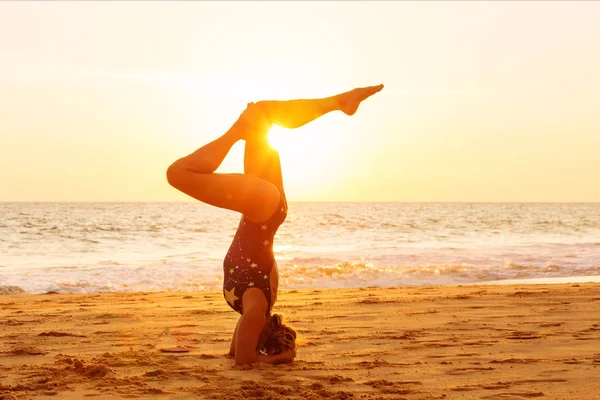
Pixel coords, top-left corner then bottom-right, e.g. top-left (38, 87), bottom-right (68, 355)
top-left (368, 84), bottom-right (384, 94)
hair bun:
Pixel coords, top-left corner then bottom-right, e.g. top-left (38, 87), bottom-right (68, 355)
top-left (271, 314), bottom-right (283, 328)
top-left (258, 313), bottom-right (297, 356)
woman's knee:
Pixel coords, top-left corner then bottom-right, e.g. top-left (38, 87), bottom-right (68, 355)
top-left (166, 160), bottom-right (186, 188)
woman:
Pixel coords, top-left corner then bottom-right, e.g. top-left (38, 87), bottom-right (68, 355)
top-left (166, 83), bottom-right (384, 365)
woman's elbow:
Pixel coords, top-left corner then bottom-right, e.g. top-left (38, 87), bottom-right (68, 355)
top-left (234, 351), bottom-right (257, 366)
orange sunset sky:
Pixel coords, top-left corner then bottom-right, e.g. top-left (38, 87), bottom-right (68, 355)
top-left (1, 1), bottom-right (599, 202)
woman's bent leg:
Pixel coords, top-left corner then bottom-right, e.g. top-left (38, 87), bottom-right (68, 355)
top-left (166, 106), bottom-right (281, 223)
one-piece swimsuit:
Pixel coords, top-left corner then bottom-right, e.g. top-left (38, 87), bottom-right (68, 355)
top-left (222, 195), bottom-right (287, 314)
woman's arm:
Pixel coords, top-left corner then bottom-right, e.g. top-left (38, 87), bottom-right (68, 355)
top-left (231, 312), bottom-right (296, 364)
top-left (234, 291), bottom-right (269, 365)
top-left (256, 348), bottom-right (296, 365)
top-left (229, 317), bottom-right (241, 357)
top-left (233, 289), bottom-right (296, 365)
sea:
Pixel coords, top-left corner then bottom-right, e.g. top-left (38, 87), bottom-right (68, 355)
top-left (1, 202), bottom-right (599, 294)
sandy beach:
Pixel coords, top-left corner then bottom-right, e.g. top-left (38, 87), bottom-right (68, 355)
top-left (1, 283), bottom-right (599, 399)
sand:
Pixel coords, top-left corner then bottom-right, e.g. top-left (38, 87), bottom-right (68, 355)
top-left (1, 283), bottom-right (599, 399)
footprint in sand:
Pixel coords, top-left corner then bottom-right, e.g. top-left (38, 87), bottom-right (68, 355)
top-left (489, 358), bottom-right (541, 364)
top-left (158, 346), bottom-right (190, 353)
top-left (505, 331), bottom-right (542, 340)
top-left (482, 391), bottom-right (544, 399)
top-left (362, 379), bottom-right (422, 395)
top-left (445, 367), bottom-right (495, 376)
top-left (309, 374), bottom-right (354, 384)
top-left (4, 346), bottom-right (47, 356)
top-left (38, 331), bottom-right (86, 338)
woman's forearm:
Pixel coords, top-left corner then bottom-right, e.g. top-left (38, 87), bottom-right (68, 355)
top-left (256, 353), bottom-right (287, 365)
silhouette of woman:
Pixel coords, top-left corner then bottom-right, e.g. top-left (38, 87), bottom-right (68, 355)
top-left (166, 84), bottom-right (384, 365)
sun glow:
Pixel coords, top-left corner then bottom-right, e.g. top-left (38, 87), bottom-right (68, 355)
top-left (267, 119), bottom-right (347, 200)
top-left (267, 125), bottom-right (291, 151)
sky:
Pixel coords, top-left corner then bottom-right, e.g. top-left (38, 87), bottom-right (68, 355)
top-left (1, 1), bottom-right (599, 202)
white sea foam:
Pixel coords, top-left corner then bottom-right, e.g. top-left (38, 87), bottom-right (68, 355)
top-left (1, 202), bottom-right (599, 293)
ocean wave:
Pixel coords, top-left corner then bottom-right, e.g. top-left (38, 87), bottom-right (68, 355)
top-left (0, 285), bottom-right (26, 295)
top-left (3, 202), bottom-right (600, 294)
top-left (2, 259), bottom-right (599, 295)
top-left (277, 260), bottom-right (600, 289)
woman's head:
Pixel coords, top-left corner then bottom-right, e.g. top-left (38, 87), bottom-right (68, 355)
top-left (257, 313), bottom-right (297, 355)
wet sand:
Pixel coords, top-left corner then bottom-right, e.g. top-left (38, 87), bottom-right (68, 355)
top-left (1, 283), bottom-right (599, 399)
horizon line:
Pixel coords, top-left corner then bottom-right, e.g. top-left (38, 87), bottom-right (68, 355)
top-left (2, 201), bottom-right (599, 205)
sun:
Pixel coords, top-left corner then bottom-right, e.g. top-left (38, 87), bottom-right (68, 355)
top-left (266, 120), bottom-right (345, 199)
top-left (267, 125), bottom-right (290, 151)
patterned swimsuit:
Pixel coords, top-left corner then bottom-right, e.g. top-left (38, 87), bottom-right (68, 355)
top-left (222, 195), bottom-right (287, 315)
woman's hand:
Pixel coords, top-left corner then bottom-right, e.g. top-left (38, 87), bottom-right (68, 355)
top-left (255, 347), bottom-right (296, 365)
top-left (276, 347), bottom-right (297, 364)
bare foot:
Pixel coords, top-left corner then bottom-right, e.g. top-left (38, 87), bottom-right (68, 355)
top-left (233, 102), bottom-right (272, 141)
top-left (338, 84), bottom-right (384, 116)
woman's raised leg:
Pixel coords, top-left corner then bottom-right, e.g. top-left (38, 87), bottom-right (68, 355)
top-left (256, 84), bottom-right (384, 129)
top-left (166, 84), bottom-right (384, 222)
top-left (243, 115), bottom-right (286, 197)
top-left (241, 84), bottom-right (385, 195)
